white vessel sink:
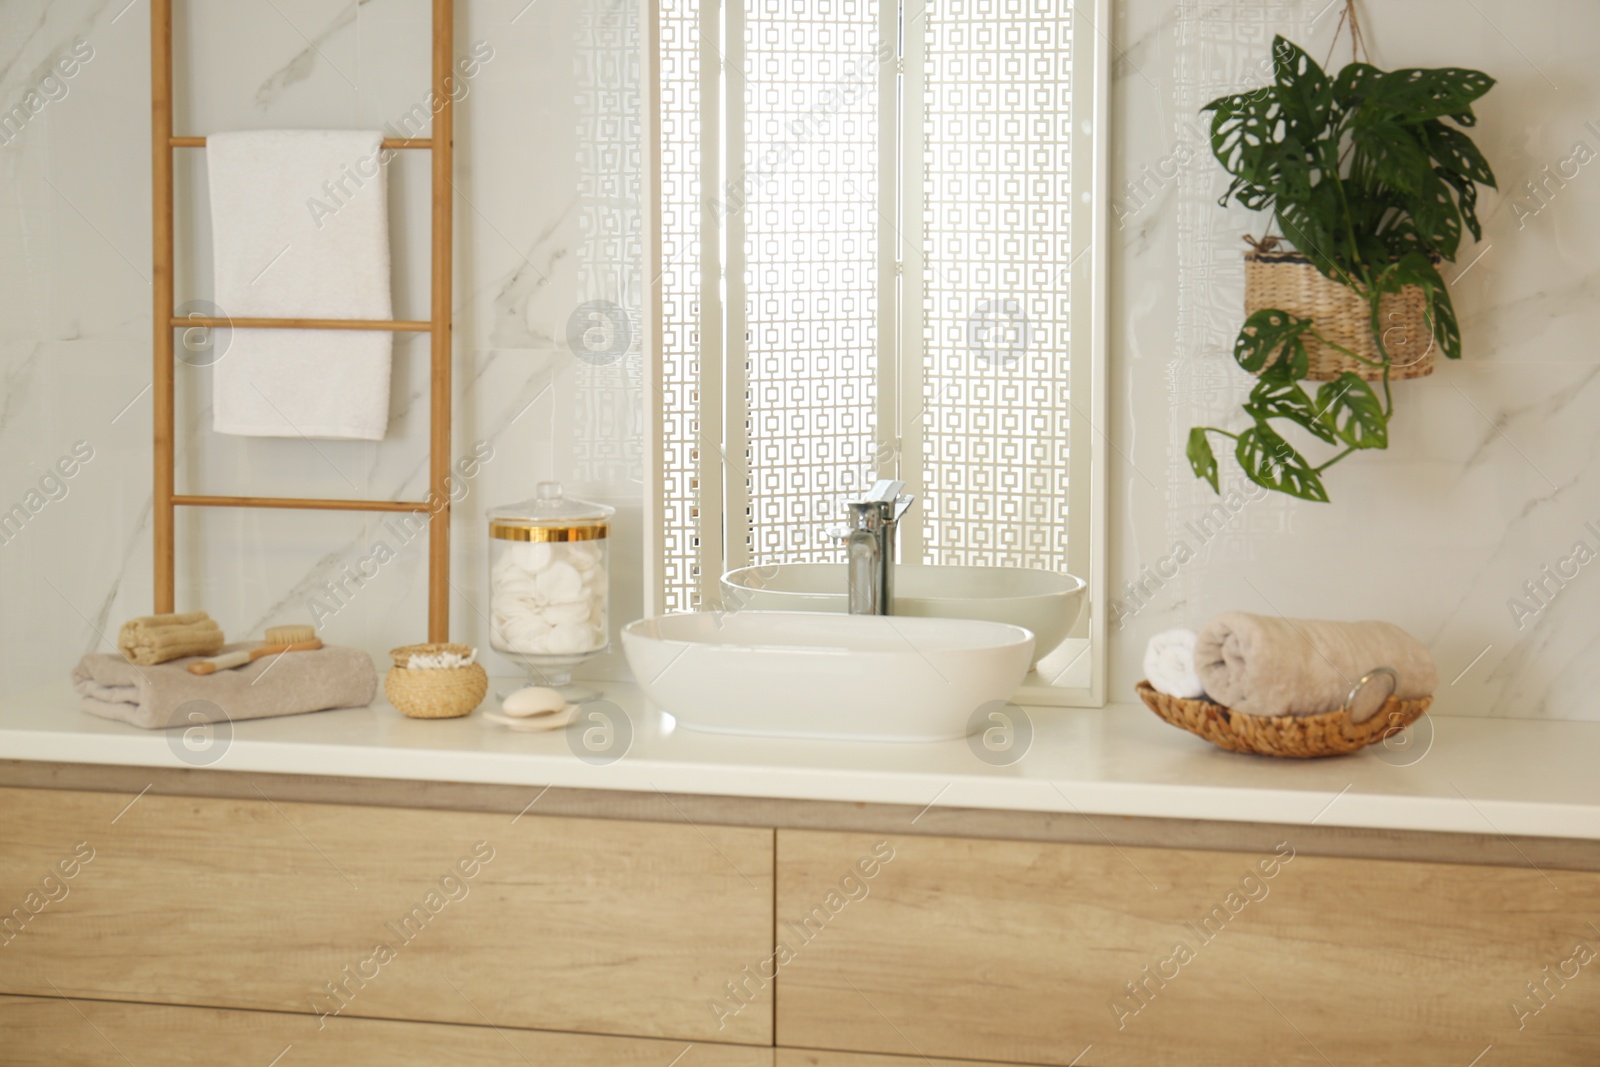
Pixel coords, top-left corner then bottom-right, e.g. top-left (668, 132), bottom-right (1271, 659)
top-left (720, 563), bottom-right (1084, 666)
top-left (621, 611), bottom-right (1034, 742)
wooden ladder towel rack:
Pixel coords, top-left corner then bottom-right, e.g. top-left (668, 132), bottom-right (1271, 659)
top-left (151, 0), bottom-right (455, 642)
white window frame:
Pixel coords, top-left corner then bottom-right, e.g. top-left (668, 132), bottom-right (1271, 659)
top-left (642, 0), bottom-right (1109, 706)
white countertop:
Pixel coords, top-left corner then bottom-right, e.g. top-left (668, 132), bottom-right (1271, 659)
top-left (2, 680), bottom-right (1597, 841)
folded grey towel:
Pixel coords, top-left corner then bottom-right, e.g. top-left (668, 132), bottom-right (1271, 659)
top-left (1194, 612), bottom-right (1436, 721)
top-left (71, 644), bottom-right (377, 729)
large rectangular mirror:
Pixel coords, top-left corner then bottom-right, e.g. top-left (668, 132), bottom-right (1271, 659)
top-left (642, 0), bottom-right (1108, 704)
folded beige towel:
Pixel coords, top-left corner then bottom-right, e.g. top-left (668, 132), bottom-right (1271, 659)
top-left (117, 611), bottom-right (225, 665)
top-left (72, 644), bottom-right (377, 729)
top-left (1194, 612), bottom-right (1436, 721)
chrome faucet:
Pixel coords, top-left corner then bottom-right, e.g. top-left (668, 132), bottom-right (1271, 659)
top-left (835, 480), bottom-right (916, 615)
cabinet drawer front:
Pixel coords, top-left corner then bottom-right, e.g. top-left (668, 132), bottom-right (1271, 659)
top-left (775, 829), bottom-right (1600, 1066)
top-left (778, 1051), bottom-right (1019, 1067)
top-left (0, 995), bottom-right (772, 1066)
top-left (0, 787), bottom-right (772, 1044)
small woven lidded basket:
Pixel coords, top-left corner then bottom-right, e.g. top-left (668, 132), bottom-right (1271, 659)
top-left (385, 643), bottom-right (488, 719)
top-left (1245, 248), bottom-right (1434, 381)
top-left (1135, 680), bottom-right (1431, 759)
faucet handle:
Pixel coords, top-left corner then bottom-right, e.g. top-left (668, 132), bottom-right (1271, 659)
top-left (862, 479), bottom-right (905, 505)
top-left (892, 493), bottom-right (916, 521)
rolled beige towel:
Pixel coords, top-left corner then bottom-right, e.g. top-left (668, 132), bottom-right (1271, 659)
top-left (1194, 612), bottom-right (1436, 721)
top-left (116, 611), bottom-right (225, 666)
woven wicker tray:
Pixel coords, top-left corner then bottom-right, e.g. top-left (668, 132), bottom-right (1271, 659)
top-left (1135, 681), bottom-right (1431, 759)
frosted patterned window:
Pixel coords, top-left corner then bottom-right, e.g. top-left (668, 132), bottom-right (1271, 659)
top-left (657, 0), bottom-right (706, 611)
top-left (651, 0), bottom-right (1093, 628)
top-left (738, 0), bottom-right (882, 568)
top-left (912, 3), bottom-right (1075, 569)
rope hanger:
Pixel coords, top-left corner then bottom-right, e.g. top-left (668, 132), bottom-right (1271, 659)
top-left (1322, 0), bottom-right (1371, 70)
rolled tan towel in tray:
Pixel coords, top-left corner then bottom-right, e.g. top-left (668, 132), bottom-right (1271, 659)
top-left (1194, 612), bottom-right (1437, 721)
top-left (117, 611), bottom-right (224, 665)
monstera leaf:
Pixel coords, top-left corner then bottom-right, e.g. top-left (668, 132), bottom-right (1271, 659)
top-left (1315, 374), bottom-right (1387, 449)
top-left (1271, 38), bottom-right (1335, 143)
top-left (1360, 66), bottom-right (1495, 124)
top-left (1350, 117), bottom-right (1432, 196)
top-left (1236, 425), bottom-right (1328, 503)
top-left (1234, 309), bottom-right (1312, 377)
top-left (1275, 185), bottom-right (1355, 282)
top-left (1422, 120), bottom-right (1495, 185)
top-left (1186, 428), bottom-right (1220, 493)
top-left (1206, 90), bottom-right (1314, 210)
top-left (1438, 168), bottom-right (1484, 242)
top-left (1389, 251), bottom-right (1460, 359)
top-left (1332, 61), bottom-right (1385, 106)
top-left (1247, 367), bottom-right (1339, 445)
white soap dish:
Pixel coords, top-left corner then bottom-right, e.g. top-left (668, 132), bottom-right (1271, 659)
top-left (484, 685), bottom-right (576, 732)
top-left (482, 706), bottom-right (576, 733)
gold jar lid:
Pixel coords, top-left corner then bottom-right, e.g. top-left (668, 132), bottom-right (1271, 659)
top-left (487, 482), bottom-right (615, 543)
top-left (490, 521), bottom-right (608, 542)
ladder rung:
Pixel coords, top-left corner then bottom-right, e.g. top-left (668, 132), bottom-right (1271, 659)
top-left (174, 495), bottom-right (433, 514)
top-left (171, 316), bottom-right (432, 332)
top-left (169, 136), bottom-right (431, 150)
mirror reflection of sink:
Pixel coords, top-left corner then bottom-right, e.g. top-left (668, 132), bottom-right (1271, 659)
top-left (720, 563), bottom-right (1085, 666)
top-left (621, 611), bottom-right (1034, 742)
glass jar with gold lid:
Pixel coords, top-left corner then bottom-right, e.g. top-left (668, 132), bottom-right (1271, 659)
top-left (487, 482), bottom-right (613, 688)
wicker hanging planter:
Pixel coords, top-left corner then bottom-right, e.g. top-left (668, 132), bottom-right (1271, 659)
top-left (1244, 247), bottom-right (1435, 381)
top-left (1186, 19), bottom-right (1496, 502)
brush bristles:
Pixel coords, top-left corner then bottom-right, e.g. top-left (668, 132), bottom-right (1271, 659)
top-left (264, 624), bottom-right (316, 646)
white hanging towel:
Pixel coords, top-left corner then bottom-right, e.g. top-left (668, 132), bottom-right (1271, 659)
top-left (206, 130), bottom-right (394, 440)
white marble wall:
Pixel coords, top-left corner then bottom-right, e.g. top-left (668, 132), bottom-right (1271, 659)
top-left (2, 0), bottom-right (1596, 720)
top-left (0, 0), bottom-right (643, 692)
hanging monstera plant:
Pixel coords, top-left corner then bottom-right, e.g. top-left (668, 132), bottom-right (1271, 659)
top-left (1186, 33), bottom-right (1497, 502)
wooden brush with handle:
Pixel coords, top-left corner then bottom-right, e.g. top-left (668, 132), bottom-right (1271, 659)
top-left (187, 625), bottom-right (322, 676)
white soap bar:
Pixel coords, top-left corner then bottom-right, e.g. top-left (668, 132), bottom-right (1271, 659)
top-left (501, 686), bottom-right (569, 718)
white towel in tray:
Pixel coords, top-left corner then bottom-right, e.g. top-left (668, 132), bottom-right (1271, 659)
top-left (1144, 628), bottom-right (1208, 700)
top-left (206, 130), bottom-right (394, 440)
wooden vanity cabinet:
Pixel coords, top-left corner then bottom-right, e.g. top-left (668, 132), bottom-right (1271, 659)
top-left (0, 997), bottom-right (773, 1066)
top-left (0, 786), bottom-right (774, 1047)
top-left (5, 782), bottom-right (1600, 1066)
top-left (774, 829), bottom-right (1600, 1066)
